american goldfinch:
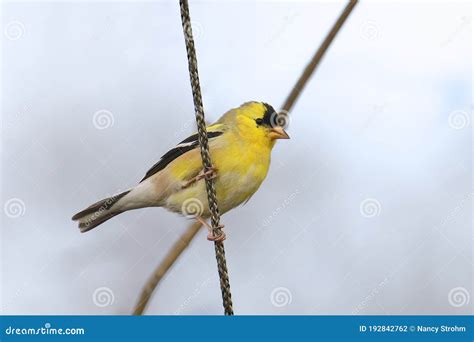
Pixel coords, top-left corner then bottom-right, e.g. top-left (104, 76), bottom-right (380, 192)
top-left (72, 101), bottom-right (289, 240)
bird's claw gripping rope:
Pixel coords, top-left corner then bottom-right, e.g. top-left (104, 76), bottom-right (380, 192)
top-left (182, 167), bottom-right (218, 189)
top-left (195, 217), bottom-right (226, 242)
top-left (207, 230), bottom-right (226, 242)
top-left (206, 223), bottom-right (226, 242)
top-left (204, 167), bottom-right (218, 180)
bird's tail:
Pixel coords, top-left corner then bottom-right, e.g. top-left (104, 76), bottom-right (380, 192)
top-left (72, 190), bottom-right (131, 233)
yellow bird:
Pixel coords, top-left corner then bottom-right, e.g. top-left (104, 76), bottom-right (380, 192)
top-left (72, 101), bottom-right (289, 241)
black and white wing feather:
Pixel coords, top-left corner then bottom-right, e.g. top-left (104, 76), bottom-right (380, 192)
top-left (140, 131), bottom-right (223, 182)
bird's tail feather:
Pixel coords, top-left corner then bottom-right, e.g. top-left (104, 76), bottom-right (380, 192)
top-left (72, 190), bottom-right (131, 233)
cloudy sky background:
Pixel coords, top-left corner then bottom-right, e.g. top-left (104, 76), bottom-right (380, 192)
top-left (1, 0), bottom-right (472, 315)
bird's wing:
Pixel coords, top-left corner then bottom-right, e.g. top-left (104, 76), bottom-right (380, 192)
top-left (140, 124), bottom-right (226, 183)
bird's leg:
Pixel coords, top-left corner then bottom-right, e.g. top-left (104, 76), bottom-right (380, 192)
top-left (182, 167), bottom-right (218, 189)
top-left (195, 216), bottom-right (226, 242)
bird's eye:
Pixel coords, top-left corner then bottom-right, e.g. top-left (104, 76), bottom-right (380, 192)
top-left (255, 118), bottom-right (263, 125)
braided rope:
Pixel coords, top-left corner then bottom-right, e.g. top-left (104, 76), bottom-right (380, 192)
top-left (179, 0), bottom-right (234, 315)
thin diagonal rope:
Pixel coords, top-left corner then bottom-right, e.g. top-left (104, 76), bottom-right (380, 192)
top-left (133, 221), bottom-right (203, 315)
top-left (179, 0), bottom-right (233, 315)
top-left (282, 0), bottom-right (358, 113)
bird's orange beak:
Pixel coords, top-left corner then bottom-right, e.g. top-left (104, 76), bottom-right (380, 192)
top-left (269, 126), bottom-right (290, 140)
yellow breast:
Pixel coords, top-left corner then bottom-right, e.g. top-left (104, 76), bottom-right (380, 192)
top-left (165, 128), bottom-right (273, 217)
top-left (213, 131), bottom-right (271, 213)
